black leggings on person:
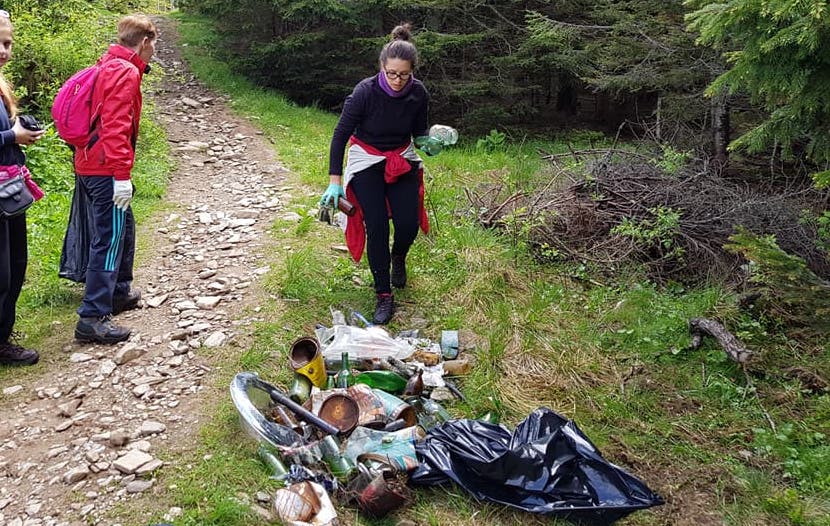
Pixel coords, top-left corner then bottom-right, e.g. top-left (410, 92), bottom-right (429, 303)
top-left (0, 213), bottom-right (27, 344)
top-left (350, 160), bottom-right (420, 294)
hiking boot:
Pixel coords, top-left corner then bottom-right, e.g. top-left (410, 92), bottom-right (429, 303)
top-left (391, 254), bottom-right (407, 288)
top-left (112, 290), bottom-right (141, 315)
top-left (372, 293), bottom-right (395, 325)
top-left (0, 343), bottom-right (39, 366)
top-left (75, 315), bottom-right (131, 344)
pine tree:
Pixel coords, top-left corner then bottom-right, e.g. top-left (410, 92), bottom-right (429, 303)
top-left (686, 0), bottom-right (830, 178)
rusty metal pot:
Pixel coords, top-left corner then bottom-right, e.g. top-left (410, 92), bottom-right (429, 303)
top-left (355, 469), bottom-right (412, 518)
top-left (318, 393), bottom-right (359, 433)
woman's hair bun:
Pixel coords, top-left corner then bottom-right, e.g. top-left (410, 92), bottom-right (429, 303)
top-left (390, 23), bottom-right (413, 42)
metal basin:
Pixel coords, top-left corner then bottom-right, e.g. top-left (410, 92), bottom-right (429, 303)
top-left (230, 372), bottom-right (304, 448)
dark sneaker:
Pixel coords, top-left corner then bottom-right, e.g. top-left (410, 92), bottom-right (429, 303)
top-left (391, 254), bottom-right (407, 288)
top-left (112, 290), bottom-right (141, 315)
top-left (0, 343), bottom-right (39, 366)
top-left (75, 315), bottom-right (131, 344)
top-left (372, 293), bottom-right (395, 325)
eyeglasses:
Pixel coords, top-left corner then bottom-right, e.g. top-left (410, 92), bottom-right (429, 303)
top-left (384, 70), bottom-right (412, 81)
top-left (0, 10), bottom-right (10, 19)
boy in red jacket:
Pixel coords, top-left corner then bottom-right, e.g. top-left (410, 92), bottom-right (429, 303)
top-left (73, 15), bottom-right (156, 344)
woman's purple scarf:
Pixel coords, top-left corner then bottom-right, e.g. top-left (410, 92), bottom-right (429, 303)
top-left (378, 71), bottom-right (414, 98)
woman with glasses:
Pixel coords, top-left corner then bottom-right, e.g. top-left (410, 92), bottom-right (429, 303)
top-left (0, 10), bottom-right (46, 366)
top-left (320, 23), bottom-right (430, 325)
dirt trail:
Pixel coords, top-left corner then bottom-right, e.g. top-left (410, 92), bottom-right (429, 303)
top-left (0, 17), bottom-right (294, 526)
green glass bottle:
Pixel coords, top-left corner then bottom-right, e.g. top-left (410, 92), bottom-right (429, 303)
top-left (334, 352), bottom-right (354, 388)
top-left (354, 370), bottom-right (407, 394)
top-left (287, 373), bottom-right (311, 403)
top-left (478, 411), bottom-right (500, 424)
top-left (257, 445), bottom-right (288, 483)
top-left (325, 374), bottom-right (336, 390)
top-left (319, 435), bottom-right (355, 480)
top-left (422, 398), bottom-right (452, 422)
top-left (414, 135), bottom-right (443, 156)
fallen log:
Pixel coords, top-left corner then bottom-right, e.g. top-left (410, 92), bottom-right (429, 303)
top-left (688, 318), bottom-right (754, 364)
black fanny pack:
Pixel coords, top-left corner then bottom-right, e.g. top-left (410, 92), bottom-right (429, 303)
top-left (0, 171), bottom-right (34, 217)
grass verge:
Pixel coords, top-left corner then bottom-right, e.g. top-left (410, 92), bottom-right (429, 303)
top-left (147, 11), bottom-right (830, 526)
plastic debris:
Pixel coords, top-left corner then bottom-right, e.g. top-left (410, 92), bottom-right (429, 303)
top-left (440, 330), bottom-right (459, 359)
top-left (318, 324), bottom-right (415, 361)
top-left (411, 408), bottom-right (663, 523)
top-left (273, 481), bottom-right (338, 526)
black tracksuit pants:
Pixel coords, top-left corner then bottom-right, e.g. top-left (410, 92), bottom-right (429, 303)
top-left (0, 213), bottom-right (27, 343)
top-left (350, 160), bottom-right (420, 294)
top-left (76, 175), bottom-right (134, 318)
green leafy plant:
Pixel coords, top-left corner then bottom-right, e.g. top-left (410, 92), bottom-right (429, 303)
top-left (814, 211), bottom-right (830, 253)
top-left (612, 205), bottom-right (684, 259)
top-left (653, 145), bottom-right (691, 175)
top-left (725, 227), bottom-right (830, 331)
top-left (476, 129), bottom-right (507, 153)
top-left (754, 424), bottom-right (830, 493)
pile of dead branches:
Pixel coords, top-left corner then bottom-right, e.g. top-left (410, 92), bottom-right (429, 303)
top-left (466, 149), bottom-right (830, 283)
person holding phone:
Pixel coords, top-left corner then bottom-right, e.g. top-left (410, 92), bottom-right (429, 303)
top-left (0, 9), bottom-right (46, 366)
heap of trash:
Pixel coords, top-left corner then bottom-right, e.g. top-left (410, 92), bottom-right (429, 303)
top-left (231, 309), bottom-right (663, 525)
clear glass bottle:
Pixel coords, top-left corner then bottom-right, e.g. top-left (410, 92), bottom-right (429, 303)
top-left (429, 124), bottom-right (459, 145)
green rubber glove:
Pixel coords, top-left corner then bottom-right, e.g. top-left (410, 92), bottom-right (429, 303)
top-left (320, 183), bottom-right (345, 208)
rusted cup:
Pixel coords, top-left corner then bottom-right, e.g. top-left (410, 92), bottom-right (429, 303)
top-left (289, 336), bottom-right (327, 388)
top-left (318, 393), bottom-right (360, 433)
top-left (372, 388), bottom-right (417, 427)
top-left (356, 470), bottom-right (412, 518)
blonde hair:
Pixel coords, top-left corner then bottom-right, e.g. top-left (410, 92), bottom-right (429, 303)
top-left (0, 16), bottom-right (17, 118)
top-left (117, 15), bottom-right (157, 48)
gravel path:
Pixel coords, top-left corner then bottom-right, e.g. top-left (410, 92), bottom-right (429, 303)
top-left (0, 16), bottom-right (295, 526)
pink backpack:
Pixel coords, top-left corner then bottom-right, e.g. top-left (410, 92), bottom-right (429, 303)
top-left (51, 65), bottom-right (101, 148)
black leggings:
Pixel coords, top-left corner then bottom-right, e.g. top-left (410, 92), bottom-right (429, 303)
top-left (350, 161), bottom-right (420, 294)
top-left (0, 213), bottom-right (27, 343)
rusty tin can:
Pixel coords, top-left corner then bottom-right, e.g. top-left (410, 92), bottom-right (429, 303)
top-left (318, 393), bottom-right (359, 433)
top-left (356, 470), bottom-right (412, 518)
top-left (289, 336), bottom-right (327, 388)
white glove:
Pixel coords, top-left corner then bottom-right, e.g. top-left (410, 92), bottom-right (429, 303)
top-left (112, 179), bottom-right (133, 211)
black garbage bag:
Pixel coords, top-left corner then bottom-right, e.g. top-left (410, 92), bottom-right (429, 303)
top-left (59, 176), bottom-right (93, 283)
top-left (410, 408), bottom-right (663, 525)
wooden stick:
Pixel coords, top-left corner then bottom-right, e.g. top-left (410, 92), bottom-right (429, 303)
top-left (688, 318), bottom-right (754, 364)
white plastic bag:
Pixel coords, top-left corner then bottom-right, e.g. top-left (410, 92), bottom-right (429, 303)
top-left (320, 324), bottom-right (414, 361)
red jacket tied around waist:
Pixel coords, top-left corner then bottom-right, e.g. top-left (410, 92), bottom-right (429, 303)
top-left (344, 136), bottom-right (429, 262)
top-left (0, 165), bottom-right (44, 201)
